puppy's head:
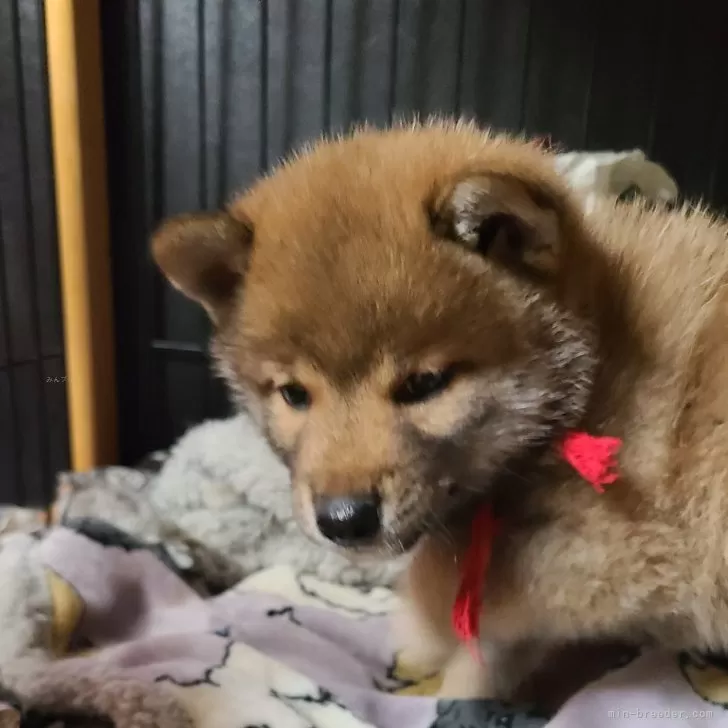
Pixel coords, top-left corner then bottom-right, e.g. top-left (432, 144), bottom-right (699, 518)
top-left (152, 121), bottom-right (598, 556)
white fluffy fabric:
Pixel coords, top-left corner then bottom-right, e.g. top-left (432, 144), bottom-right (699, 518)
top-left (553, 149), bottom-right (678, 213)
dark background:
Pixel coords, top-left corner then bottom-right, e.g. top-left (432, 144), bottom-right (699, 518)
top-left (1, 0), bottom-right (728, 502)
top-left (0, 0), bottom-right (69, 506)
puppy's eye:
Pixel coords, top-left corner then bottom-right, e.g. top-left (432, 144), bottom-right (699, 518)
top-left (393, 368), bottom-right (457, 405)
top-left (279, 382), bottom-right (311, 410)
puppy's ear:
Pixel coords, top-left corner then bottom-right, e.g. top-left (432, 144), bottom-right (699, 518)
top-left (151, 211), bottom-right (251, 322)
top-left (432, 174), bottom-right (564, 277)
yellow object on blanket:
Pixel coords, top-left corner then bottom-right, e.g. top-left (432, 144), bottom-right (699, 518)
top-left (45, 568), bottom-right (84, 656)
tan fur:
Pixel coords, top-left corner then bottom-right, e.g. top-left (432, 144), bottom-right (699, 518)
top-left (152, 119), bottom-right (728, 702)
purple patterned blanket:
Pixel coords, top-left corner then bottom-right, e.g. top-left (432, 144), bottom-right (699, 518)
top-left (0, 521), bottom-right (723, 727)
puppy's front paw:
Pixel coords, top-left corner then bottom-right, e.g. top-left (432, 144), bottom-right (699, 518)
top-left (396, 646), bottom-right (444, 679)
top-left (391, 601), bottom-right (456, 677)
top-left (437, 640), bottom-right (550, 702)
top-left (437, 645), bottom-right (496, 699)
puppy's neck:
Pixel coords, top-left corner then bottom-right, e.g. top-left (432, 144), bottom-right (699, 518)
top-left (551, 215), bottom-right (683, 490)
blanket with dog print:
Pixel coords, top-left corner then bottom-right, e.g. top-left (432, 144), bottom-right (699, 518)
top-left (0, 520), bottom-right (724, 727)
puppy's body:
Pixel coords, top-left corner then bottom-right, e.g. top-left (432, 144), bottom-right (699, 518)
top-left (398, 189), bottom-right (728, 697)
top-left (152, 121), bottom-right (728, 700)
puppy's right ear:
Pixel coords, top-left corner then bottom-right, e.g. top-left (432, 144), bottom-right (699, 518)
top-left (151, 211), bottom-right (251, 322)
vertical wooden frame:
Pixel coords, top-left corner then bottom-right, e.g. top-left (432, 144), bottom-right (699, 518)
top-left (44, 0), bottom-right (117, 469)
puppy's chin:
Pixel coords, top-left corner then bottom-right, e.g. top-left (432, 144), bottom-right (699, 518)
top-left (293, 503), bottom-right (425, 561)
top-left (377, 526), bottom-right (428, 557)
top-left (302, 523), bottom-right (424, 560)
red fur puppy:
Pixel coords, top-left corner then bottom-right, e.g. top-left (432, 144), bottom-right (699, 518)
top-left (153, 120), bottom-right (728, 700)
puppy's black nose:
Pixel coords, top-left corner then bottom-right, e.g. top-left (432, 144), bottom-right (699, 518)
top-left (314, 493), bottom-right (381, 545)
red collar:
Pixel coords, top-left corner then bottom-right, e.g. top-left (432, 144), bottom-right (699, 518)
top-left (452, 431), bottom-right (622, 656)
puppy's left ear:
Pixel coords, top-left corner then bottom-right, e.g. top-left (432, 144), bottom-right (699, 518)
top-left (432, 173), bottom-right (566, 277)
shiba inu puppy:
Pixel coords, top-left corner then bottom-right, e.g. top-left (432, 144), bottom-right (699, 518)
top-left (153, 120), bottom-right (728, 701)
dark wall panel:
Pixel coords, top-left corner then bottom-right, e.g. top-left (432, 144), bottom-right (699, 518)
top-left (648, 1), bottom-right (728, 202)
top-left (0, 0), bottom-right (69, 505)
top-left (392, 0), bottom-right (463, 117)
top-left (522, 0), bottom-right (601, 148)
top-left (585, 0), bottom-right (667, 152)
top-left (329, 0), bottom-right (398, 132)
top-left (103, 0), bottom-right (728, 463)
top-left (0, 371), bottom-right (20, 503)
top-left (267, 0), bottom-right (329, 163)
top-left (458, 0), bottom-right (530, 131)
top-left (219, 0), bottom-right (266, 200)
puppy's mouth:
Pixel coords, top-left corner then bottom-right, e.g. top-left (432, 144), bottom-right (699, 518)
top-left (294, 478), bottom-right (482, 559)
top-left (371, 481), bottom-right (477, 557)
top-left (305, 519), bottom-right (426, 559)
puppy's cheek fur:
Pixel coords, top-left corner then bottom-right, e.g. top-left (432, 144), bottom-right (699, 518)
top-left (291, 479), bottom-right (321, 542)
top-left (212, 344), bottom-right (250, 411)
top-left (406, 380), bottom-right (484, 438)
top-left (379, 471), bottom-right (432, 542)
top-left (266, 395), bottom-right (307, 452)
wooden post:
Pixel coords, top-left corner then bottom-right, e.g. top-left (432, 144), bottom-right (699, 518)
top-left (45, 0), bottom-right (117, 469)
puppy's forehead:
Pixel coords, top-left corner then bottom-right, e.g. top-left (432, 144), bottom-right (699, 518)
top-left (239, 232), bottom-right (477, 380)
top-left (234, 124), bottom-right (557, 264)
top-left (244, 145), bottom-right (441, 240)
top-left (229, 128), bottom-right (530, 377)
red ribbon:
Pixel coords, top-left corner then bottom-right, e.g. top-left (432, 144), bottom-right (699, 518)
top-left (451, 505), bottom-right (500, 661)
top-left (451, 431), bottom-right (622, 650)
top-left (560, 431), bottom-right (622, 494)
